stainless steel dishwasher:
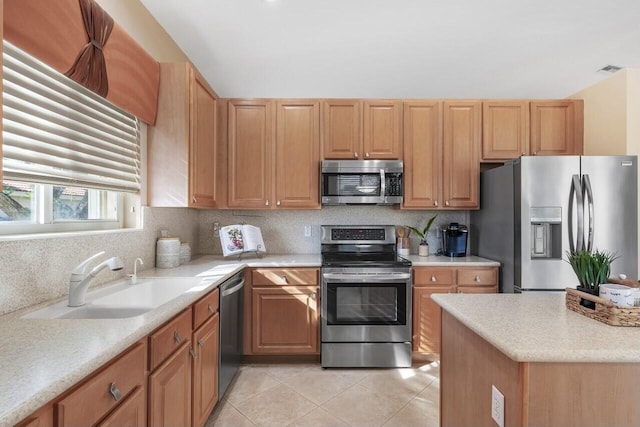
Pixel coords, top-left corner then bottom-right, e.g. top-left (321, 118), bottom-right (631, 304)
top-left (218, 271), bottom-right (244, 400)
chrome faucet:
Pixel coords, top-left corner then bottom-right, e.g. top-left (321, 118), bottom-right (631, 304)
top-left (68, 251), bottom-right (124, 307)
top-left (127, 258), bottom-right (144, 284)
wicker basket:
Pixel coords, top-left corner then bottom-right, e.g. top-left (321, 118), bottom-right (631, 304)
top-left (566, 288), bottom-right (640, 327)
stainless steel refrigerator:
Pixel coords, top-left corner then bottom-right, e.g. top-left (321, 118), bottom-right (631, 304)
top-left (471, 156), bottom-right (637, 293)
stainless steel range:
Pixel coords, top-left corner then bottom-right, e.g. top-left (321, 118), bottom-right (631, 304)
top-left (321, 225), bottom-right (412, 368)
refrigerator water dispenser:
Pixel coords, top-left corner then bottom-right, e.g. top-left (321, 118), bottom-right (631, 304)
top-left (530, 207), bottom-right (562, 259)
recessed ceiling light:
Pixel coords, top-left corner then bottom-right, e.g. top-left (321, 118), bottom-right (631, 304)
top-left (597, 65), bottom-right (622, 74)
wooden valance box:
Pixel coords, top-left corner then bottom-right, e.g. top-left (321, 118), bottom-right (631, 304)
top-left (4, 0), bottom-right (160, 124)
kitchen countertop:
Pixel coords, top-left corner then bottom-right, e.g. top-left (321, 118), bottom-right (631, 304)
top-left (0, 252), bottom-right (497, 426)
top-left (404, 254), bottom-right (500, 267)
top-left (433, 293), bottom-right (640, 363)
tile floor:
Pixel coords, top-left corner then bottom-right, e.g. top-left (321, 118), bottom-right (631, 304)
top-left (205, 361), bottom-right (440, 427)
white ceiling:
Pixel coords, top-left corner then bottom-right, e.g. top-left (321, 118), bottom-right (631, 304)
top-left (140, 0), bottom-right (640, 99)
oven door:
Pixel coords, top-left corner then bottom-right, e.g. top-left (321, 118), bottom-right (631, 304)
top-left (321, 268), bottom-right (411, 342)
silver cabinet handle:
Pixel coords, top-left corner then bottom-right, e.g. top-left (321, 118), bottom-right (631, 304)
top-left (109, 382), bottom-right (122, 402)
top-left (174, 331), bottom-right (182, 344)
top-left (207, 304), bottom-right (214, 314)
top-left (445, 200), bottom-right (450, 207)
top-left (310, 292), bottom-right (317, 300)
top-left (197, 338), bottom-right (204, 347)
top-left (354, 152), bottom-right (358, 158)
top-left (434, 200), bottom-right (438, 207)
top-left (365, 152), bottom-right (370, 158)
top-left (189, 347), bottom-right (196, 359)
top-left (281, 275), bottom-right (288, 283)
top-left (277, 200), bottom-right (281, 206)
top-left (475, 275), bottom-right (480, 282)
top-left (534, 151), bottom-right (538, 155)
top-left (431, 276), bottom-right (437, 282)
top-left (265, 200), bottom-right (269, 206)
top-left (192, 196), bottom-right (197, 203)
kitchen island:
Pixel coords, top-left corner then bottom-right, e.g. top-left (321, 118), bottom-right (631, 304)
top-left (433, 293), bottom-right (640, 427)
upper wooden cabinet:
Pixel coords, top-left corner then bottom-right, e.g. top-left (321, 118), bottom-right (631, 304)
top-left (148, 63), bottom-right (218, 208)
top-left (442, 101), bottom-right (481, 209)
top-left (403, 100), bottom-right (480, 210)
top-left (363, 100), bottom-right (403, 159)
top-left (228, 99), bottom-right (320, 209)
top-left (530, 100), bottom-right (583, 156)
top-left (322, 99), bottom-right (362, 159)
top-left (322, 99), bottom-right (402, 160)
top-left (482, 99), bottom-right (583, 161)
top-left (403, 101), bottom-right (442, 209)
top-left (227, 99), bottom-right (274, 208)
top-left (482, 101), bottom-right (530, 160)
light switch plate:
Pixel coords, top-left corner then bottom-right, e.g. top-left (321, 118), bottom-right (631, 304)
top-left (491, 385), bottom-right (505, 427)
top-left (304, 225), bottom-right (312, 237)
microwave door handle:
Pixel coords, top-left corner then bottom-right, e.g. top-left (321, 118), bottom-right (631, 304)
top-left (380, 169), bottom-right (386, 201)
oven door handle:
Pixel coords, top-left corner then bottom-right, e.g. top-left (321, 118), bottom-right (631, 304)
top-left (322, 273), bottom-right (411, 282)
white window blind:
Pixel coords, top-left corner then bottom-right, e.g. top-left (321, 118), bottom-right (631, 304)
top-left (2, 41), bottom-right (141, 193)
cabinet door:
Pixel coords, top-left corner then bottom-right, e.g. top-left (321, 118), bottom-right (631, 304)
top-left (252, 287), bottom-right (319, 354)
top-left (97, 386), bottom-right (146, 427)
top-left (192, 313), bottom-right (219, 427)
top-left (456, 285), bottom-right (498, 294)
top-left (403, 101), bottom-right (442, 209)
top-left (412, 285), bottom-right (456, 353)
top-left (530, 100), bottom-right (583, 156)
top-left (275, 100), bottom-right (320, 209)
top-left (482, 101), bottom-right (530, 161)
top-left (443, 101), bottom-right (481, 209)
top-left (322, 99), bottom-right (361, 159)
top-left (148, 342), bottom-right (192, 427)
top-left (189, 68), bottom-right (217, 208)
top-left (15, 405), bottom-right (54, 427)
top-left (228, 99), bottom-right (275, 208)
top-left (363, 100), bottom-right (402, 159)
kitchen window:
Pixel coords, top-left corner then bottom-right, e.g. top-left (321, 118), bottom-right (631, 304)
top-left (0, 41), bottom-right (140, 235)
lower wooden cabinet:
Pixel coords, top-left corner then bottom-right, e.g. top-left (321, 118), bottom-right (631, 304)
top-left (247, 268), bottom-right (320, 355)
top-left (56, 341), bottom-right (147, 427)
top-left (412, 266), bottom-right (498, 354)
top-left (148, 342), bottom-right (193, 427)
top-left (97, 386), bottom-right (146, 427)
top-left (192, 312), bottom-right (220, 427)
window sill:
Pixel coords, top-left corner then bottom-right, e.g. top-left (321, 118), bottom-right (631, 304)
top-left (0, 227), bottom-right (143, 242)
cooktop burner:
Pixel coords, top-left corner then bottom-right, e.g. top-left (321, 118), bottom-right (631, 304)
top-left (320, 225), bottom-right (412, 268)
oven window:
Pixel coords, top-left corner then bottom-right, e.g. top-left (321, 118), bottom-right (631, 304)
top-left (322, 173), bottom-right (381, 197)
top-left (326, 283), bottom-right (406, 325)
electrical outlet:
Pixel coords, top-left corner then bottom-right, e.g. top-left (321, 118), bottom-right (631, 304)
top-left (212, 221), bottom-right (220, 233)
top-left (491, 385), bottom-right (505, 427)
top-left (304, 225), bottom-right (312, 237)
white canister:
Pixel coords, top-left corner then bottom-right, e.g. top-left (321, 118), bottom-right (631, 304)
top-left (599, 283), bottom-right (635, 307)
top-left (180, 242), bottom-right (192, 265)
top-left (156, 237), bottom-right (180, 268)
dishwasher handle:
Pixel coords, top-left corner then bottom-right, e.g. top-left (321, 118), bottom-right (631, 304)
top-left (221, 276), bottom-right (245, 297)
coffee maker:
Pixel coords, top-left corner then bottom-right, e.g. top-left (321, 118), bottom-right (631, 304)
top-left (441, 223), bottom-right (468, 257)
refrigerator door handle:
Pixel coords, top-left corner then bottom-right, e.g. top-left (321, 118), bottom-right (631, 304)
top-left (568, 174), bottom-right (584, 252)
top-left (583, 174), bottom-right (595, 252)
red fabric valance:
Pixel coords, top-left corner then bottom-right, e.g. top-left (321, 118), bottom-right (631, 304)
top-left (4, 0), bottom-right (160, 124)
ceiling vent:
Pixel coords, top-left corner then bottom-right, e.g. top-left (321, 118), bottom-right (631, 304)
top-left (597, 65), bottom-right (622, 74)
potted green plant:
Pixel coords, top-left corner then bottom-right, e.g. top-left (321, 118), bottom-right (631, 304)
top-left (408, 215), bottom-right (437, 257)
top-left (566, 249), bottom-right (618, 308)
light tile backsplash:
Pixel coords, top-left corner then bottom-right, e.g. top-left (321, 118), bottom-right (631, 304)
top-left (0, 205), bottom-right (467, 315)
top-left (0, 207), bottom-right (199, 315)
top-left (198, 207), bottom-right (467, 255)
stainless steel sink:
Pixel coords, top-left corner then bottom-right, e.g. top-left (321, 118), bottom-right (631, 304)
top-left (23, 276), bottom-right (223, 320)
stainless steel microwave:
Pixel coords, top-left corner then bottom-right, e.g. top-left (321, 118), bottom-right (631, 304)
top-left (321, 160), bottom-right (403, 205)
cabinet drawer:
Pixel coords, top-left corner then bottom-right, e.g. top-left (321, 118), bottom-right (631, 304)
top-left (56, 341), bottom-right (146, 427)
top-left (252, 268), bottom-right (319, 286)
top-left (149, 308), bottom-right (193, 371)
top-left (413, 268), bottom-right (455, 286)
top-left (193, 288), bottom-right (219, 329)
top-left (457, 285), bottom-right (498, 294)
top-left (457, 268), bottom-right (497, 286)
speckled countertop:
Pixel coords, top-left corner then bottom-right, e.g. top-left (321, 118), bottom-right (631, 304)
top-left (404, 254), bottom-right (500, 267)
top-left (0, 253), bottom-right (497, 426)
top-left (433, 293), bottom-right (640, 363)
